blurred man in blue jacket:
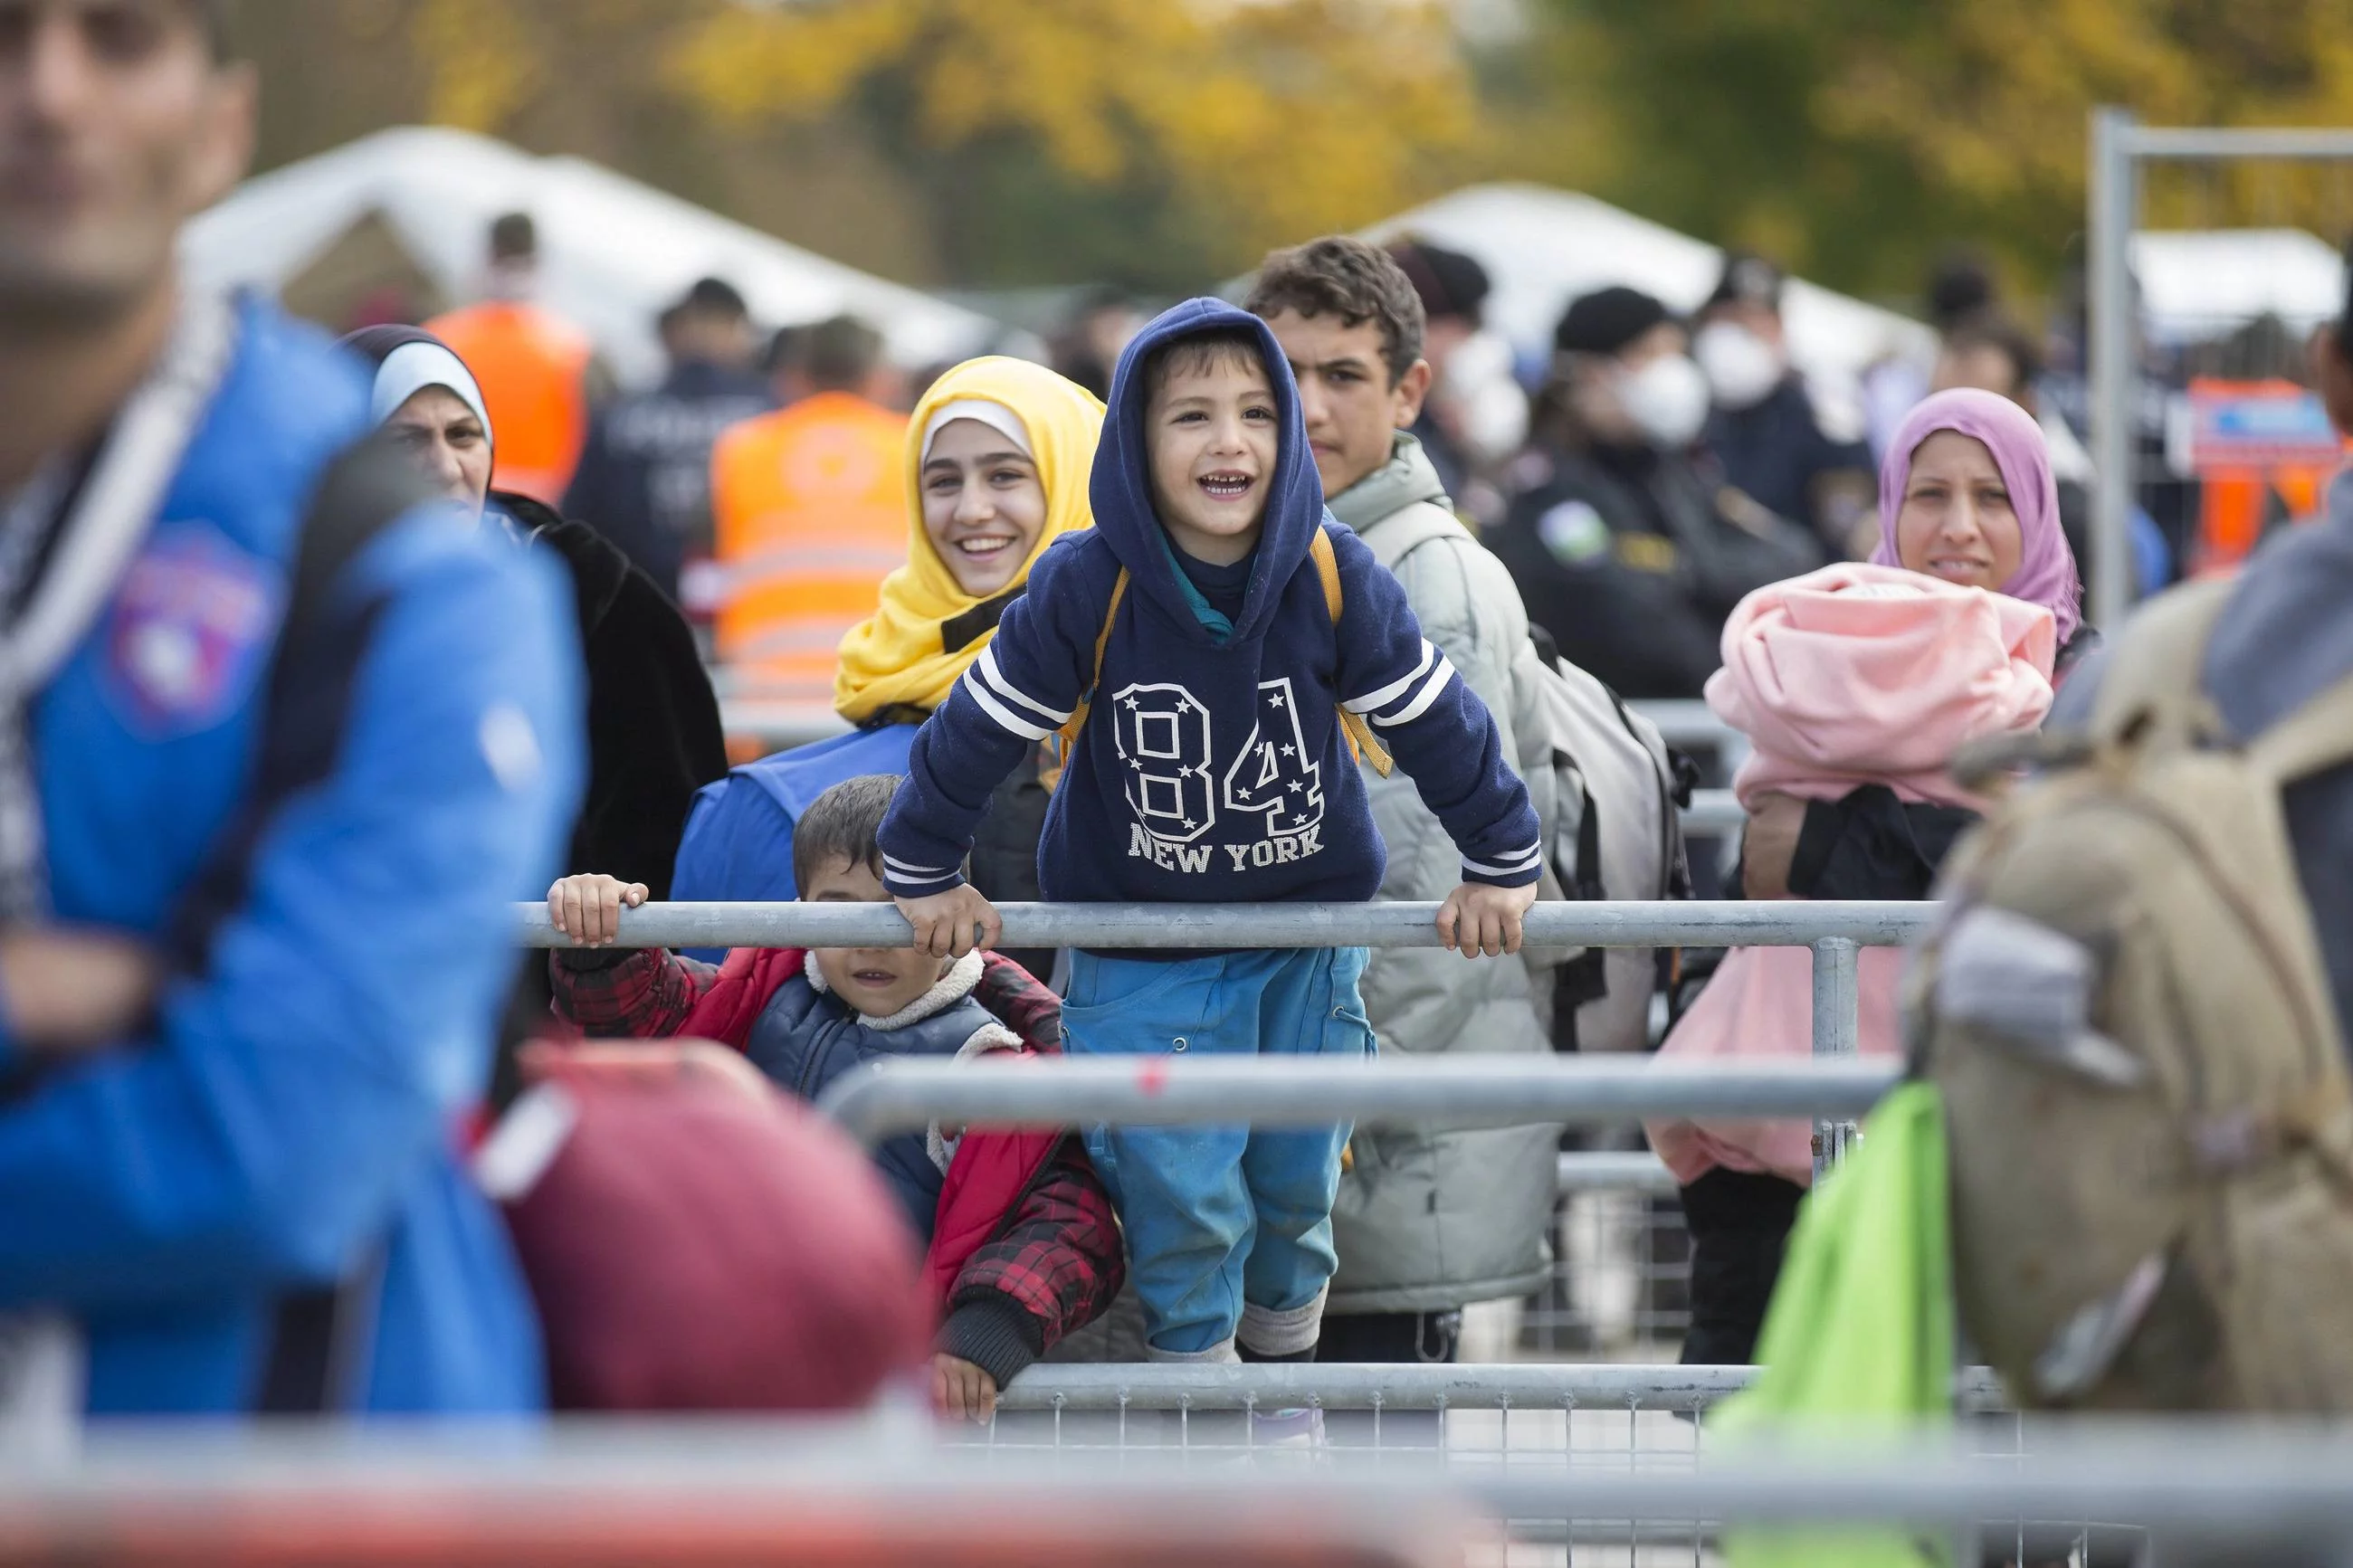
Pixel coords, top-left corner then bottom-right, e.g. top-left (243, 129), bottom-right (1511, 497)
top-left (0, 0), bottom-right (581, 1425)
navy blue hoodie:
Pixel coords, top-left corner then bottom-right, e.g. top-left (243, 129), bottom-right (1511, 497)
top-left (877, 299), bottom-right (1538, 927)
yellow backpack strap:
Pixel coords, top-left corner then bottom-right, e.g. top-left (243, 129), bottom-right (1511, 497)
top-left (1057, 568), bottom-right (1130, 757)
top-left (1311, 529), bottom-right (1394, 777)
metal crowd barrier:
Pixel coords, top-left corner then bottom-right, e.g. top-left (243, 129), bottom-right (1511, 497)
top-left (715, 692), bottom-right (1745, 755)
top-left (519, 898), bottom-right (1926, 1182)
top-left (19, 1420), bottom-right (2353, 1565)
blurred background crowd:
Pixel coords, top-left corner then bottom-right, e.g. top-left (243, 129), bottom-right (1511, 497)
top-left (200, 0), bottom-right (2353, 722)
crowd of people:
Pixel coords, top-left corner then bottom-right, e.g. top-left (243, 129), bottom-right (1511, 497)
top-left (4, 0), bottom-right (2350, 1439)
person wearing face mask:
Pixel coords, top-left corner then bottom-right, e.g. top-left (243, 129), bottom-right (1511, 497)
top-left (1490, 287), bottom-right (1823, 699)
top-left (342, 327), bottom-right (728, 927)
top-left (670, 357), bottom-right (1105, 976)
top-left (1693, 253), bottom-right (1877, 555)
top-left (1386, 240), bottom-right (1526, 527)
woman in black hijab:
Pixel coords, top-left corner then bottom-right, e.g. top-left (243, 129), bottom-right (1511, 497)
top-left (341, 327), bottom-right (728, 1088)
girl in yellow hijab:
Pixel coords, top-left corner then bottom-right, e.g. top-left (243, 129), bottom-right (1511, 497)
top-left (835, 357), bottom-right (1107, 721)
top-left (669, 358), bottom-right (1104, 945)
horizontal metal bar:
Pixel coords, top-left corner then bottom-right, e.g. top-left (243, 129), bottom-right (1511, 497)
top-left (1681, 788), bottom-right (1742, 834)
top-left (27, 1421), bottom-right (2353, 1544)
top-left (717, 696), bottom-right (1740, 754)
top-left (720, 698), bottom-right (850, 749)
top-left (997, 1362), bottom-right (1757, 1411)
top-left (994, 1363), bottom-right (2010, 1413)
top-left (2122, 125), bottom-right (2353, 160)
top-left (815, 1056), bottom-right (1900, 1141)
top-left (1626, 698), bottom-right (1735, 747)
top-left (1556, 1150), bottom-right (1677, 1193)
top-left (518, 898), bottom-right (1933, 951)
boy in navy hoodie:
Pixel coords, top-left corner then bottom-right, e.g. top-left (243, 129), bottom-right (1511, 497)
top-left (878, 299), bottom-right (1541, 1364)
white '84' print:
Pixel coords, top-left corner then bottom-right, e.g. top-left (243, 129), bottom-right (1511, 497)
top-left (1114, 679), bottom-right (1327, 874)
top-left (1222, 678), bottom-right (1322, 834)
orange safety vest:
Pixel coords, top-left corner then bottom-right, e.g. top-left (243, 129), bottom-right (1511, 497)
top-left (424, 299), bottom-right (594, 508)
top-left (710, 392), bottom-right (910, 700)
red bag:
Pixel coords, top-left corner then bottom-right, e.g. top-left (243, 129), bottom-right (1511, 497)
top-left (480, 1050), bottom-right (931, 1411)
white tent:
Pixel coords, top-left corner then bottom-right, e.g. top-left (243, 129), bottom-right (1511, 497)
top-left (1362, 183), bottom-right (1937, 380)
top-left (182, 126), bottom-right (1000, 386)
top-left (2130, 228), bottom-right (2346, 346)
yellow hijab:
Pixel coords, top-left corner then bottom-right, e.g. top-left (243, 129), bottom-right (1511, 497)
top-left (834, 356), bottom-right (1105, 722)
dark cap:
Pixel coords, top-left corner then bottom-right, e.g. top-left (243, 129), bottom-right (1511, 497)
top-left (489, 212), bottom-right (538, 263)
top-left (1387, 240), bottom-right (1491, 326)
top-left (673, 277), bottom-right (749, 318)
top-left (1554, 286), bottom-right (1671, 357)
top-left (1707, 251), bottom-right (1784, 313)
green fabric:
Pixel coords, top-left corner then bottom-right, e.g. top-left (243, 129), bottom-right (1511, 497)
top-left (1155, 530), bottom-right (1234, 643)
top-left (1712, 1082), bottom-right (1958, 1568)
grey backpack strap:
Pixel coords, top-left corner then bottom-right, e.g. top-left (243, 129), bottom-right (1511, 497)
top-left (2087, 580), bottom-right (2234, 753)
top-left (2247, 670), bottom-right (2353, 789)
top-left (1357, 500), bottom-right (1471, 575)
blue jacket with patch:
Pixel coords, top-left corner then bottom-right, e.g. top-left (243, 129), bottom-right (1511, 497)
top-left (0, 298), bottom-right (581, 1416)
top-left (877, 299), bottom-right (1539, 919)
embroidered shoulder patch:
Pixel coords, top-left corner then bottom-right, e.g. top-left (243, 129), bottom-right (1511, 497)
top-left (102, 519), bottom-right (284, 736)
top-left (1536, 499), bottom-right (1610, 567)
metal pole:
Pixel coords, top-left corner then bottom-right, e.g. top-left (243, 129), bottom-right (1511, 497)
top-left (2120, 126), bottom-right (2353, 160)
top-left (992, 1362), bottom-right (2013, 1413)
top-left (2088, 106), bottom-right (2139, 632)
top-left (996, 1362), bottom-right (1760, 1412)
top-left (814, 1055), bottom-right (1900, 1143)
top-left (518, 898), bottom-right (1934, 952)
top-left (1811, 936), bottom-right (1861, 1183)
top-left (1556, 1150), bottom-right (1677, 1193)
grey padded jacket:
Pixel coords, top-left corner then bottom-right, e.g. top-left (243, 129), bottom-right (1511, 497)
top-left (1323, 433), bottom-right (1562, 1315)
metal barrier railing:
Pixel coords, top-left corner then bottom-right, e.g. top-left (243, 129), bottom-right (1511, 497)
top-left (519, 898), bottom-right (1927, 1179)
top-left (24, 1421), bottom-right (2353, 1563)
top-left (515, 898), bottom-right (1930, 952)
top-left (715, 691), bottom-right (1748, 758)
top-left (991, 1362), bottom-right (2011, 1412)
top-left (813, 1056), bottom-right (1898, 1143)
top-left (1555, 1150), bottom-right (1673, 1193)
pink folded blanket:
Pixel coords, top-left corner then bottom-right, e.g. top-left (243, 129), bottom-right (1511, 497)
top-left (1649, 563), bottom-right (2055, 1188)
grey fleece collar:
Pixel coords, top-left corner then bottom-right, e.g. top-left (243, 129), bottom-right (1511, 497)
top-left (1324, 430), bottom-right (1451, 535)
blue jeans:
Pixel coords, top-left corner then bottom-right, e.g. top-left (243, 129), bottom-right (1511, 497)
top-left (1063, 946), bottom-right (1374, 1357)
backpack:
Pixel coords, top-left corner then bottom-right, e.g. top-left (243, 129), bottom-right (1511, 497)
top-left (1911, 580), bottom-right (2353, 1411)
top-left (1359, 503), bottom-right (1691, 1056)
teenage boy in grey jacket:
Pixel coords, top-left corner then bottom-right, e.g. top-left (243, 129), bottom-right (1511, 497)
top-left (1251, 237), bottom-right (1562, 1364)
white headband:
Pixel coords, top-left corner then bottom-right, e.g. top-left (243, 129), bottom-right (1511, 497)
top-left (919, 400), bottom-right (1031, 465)
top-left (370, 342), bottom-right (493, 446)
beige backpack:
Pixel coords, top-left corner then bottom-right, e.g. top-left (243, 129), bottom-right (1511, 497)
top-left (1912, 580), bottom-right (2353, 1411)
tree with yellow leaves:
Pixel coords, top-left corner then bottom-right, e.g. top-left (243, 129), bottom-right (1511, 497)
top-left (659, 0), bottom-right (1482, 280)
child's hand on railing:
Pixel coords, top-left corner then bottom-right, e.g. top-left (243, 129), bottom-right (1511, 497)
top-left (895, 885), bottom-right (1002, 959)
top-left (931, 1352), bottom-right (999, 1422)
top-left (1435, 879), bottom-right (1538, 960)
top-left (547, 873), bottom-right (648, 946)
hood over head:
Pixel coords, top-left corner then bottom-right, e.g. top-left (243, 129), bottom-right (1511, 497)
top-left (1090, 297), bottom-right (1328, 647)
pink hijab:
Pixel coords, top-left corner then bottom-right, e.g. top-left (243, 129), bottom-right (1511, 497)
top-left (1871, 388), bottom-right (2082, 646)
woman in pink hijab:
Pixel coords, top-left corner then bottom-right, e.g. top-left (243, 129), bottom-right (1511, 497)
top-left (1868, 387), bottom-right (2090, 662)
top-left (1660, 388), bottom-right (2084, 1367)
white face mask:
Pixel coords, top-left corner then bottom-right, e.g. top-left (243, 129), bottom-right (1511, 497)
top-left (1615, 354), bottom-right (1711, 450)
top-left (1693, 321), bottom-right (1786, 411)
top-left (1434, 328), bottom-right (1529, 462)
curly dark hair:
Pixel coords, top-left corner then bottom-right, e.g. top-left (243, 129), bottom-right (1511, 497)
top-left (1246, 236), bottom-right (1427, 387)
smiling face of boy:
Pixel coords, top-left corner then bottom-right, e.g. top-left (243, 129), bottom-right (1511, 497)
top-left (803, 853), bottom-right (953, 1019)
top-left (1144, 339), bottom-right (1280, 566)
